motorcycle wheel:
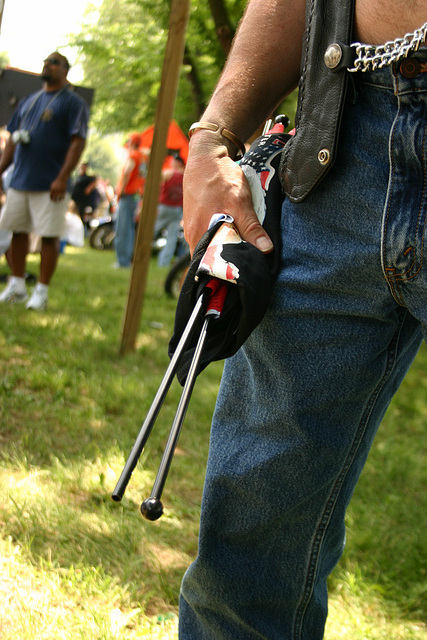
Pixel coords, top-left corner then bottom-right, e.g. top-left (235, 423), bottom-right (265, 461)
top-left (89, 224), bottom-right (115, 250)
top-left (164, 252), bottom-right (191, 299)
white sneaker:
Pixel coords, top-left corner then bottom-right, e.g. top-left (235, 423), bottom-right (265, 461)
top-left (26, 288), bottom-right (48, 311)
top-left (0, 280), bottom-right (28, 304)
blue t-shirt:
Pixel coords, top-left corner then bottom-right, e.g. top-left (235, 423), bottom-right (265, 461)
top-left (8, 86), bottom-right (89, 191)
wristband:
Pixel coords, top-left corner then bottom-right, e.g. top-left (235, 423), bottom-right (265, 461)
top-left (188, 122), bottom-right (246, 158)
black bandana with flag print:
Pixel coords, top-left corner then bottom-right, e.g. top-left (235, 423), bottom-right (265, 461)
top-left (169, 127), bottom-right (291, 385)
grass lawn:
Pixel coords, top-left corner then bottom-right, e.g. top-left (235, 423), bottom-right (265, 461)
top-left (0, 242), bottom-right (426, 639)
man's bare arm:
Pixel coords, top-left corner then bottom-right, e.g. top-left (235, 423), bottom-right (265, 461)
top-left (50, 135), bottom-right (86, 201)
top-left (183, 0), bottom-right (306, 254)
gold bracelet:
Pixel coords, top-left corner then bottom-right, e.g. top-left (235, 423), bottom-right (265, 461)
top-left (188, 121), bottom-right (246, 158)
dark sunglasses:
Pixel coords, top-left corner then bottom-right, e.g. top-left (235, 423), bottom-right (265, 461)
top-left (43, 58), bottom-right (63, 66)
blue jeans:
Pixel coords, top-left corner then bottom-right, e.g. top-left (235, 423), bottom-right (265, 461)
top-left (179, 55), bottom-right (427, 639)
top-left (114, 194), bottom-right (138, 267)
top-left (154, 204), bottom-right (183, 267)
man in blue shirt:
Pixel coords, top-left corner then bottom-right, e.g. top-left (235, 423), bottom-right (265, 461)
top-left (0, 52), bottom-right (89, 310)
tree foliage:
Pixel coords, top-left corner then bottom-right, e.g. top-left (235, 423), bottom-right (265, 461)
top-left (71, 0), bottom-right (246, 135)
top-left (0, 51), bottom-right (10, 68)
top-left (79, 132), bottom-right (121, 185)
top-left (71, 0), bottom-right (297, 137)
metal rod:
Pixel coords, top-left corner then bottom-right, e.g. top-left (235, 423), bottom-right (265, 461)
top-left (111, 293), bottom-right (205, 501)
top-left (262, 118), bottom-right (273, 135)
top-left (140, 314), bottom-right (211, 520)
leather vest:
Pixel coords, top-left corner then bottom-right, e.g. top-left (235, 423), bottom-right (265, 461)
top-left (280, 0), bottom-right (356, 202)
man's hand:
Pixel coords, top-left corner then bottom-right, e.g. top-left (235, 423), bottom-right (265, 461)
top-left (50, 176), bottom-right (68, 201)
top-left (183, 135), bottom-right (274, 256)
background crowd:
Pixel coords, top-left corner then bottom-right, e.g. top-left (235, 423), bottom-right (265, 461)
top-left (0, 60), bottom-right (187, 312)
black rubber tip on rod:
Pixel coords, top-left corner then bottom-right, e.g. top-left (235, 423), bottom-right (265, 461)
top-left (140, 497), bottom-right (164, 521)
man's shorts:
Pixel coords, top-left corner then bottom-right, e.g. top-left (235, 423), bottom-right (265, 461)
top-left (0, 188), bottom-right (70, 238)
top-left (0, 230), bottom-right (12, 256)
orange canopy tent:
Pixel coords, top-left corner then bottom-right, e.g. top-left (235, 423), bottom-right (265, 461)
top-left (139, 119), bottom-right (189, 165)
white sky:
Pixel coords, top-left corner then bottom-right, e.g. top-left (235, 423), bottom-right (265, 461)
top-left (0, 0), bottom-right (98, 84)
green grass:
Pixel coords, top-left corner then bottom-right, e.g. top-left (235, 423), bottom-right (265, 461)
top-left (0, 243), bottom-right (426, 639)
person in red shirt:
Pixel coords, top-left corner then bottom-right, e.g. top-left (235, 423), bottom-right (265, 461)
top-left (154, 154), bottom-right (186, 267)
top-left (114, 133), bottom-right (146, 268)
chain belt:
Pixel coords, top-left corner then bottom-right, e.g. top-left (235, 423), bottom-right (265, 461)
top-left (347, 21), bottom-right (427, 72)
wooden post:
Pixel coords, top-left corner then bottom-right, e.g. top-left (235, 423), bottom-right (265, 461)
top-left (119, 0), bottom-right (190, 355)
top-left (0, 0), bottom-right (5, 33)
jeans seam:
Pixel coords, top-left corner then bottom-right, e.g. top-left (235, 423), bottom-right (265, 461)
top-left (393, 120), bottom-right (427, 282)
top-left (382, 96), bottom-right (427, 292)
top-left (293, 312), bottom-right (405, 640)
top-left (383, 269), bottom-right (406, 306)
top-left (381, 103), bottom-right (397, 299)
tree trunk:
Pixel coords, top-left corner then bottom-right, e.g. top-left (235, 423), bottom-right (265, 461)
top-left (183, 45), bottom-right (206, 117)
top-left (207, 0), bottom-right (235, 55)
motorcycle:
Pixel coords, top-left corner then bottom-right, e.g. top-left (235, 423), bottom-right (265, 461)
top-left (88, 214), bottom-right (188, 259)
top-left (164, 250), bottom-right (191, 299)
top-left (88, 212), bottom-right (116, 250)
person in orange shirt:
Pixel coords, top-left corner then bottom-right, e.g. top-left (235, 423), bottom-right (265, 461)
top-left (114, 133), bottom-right (146, 268)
